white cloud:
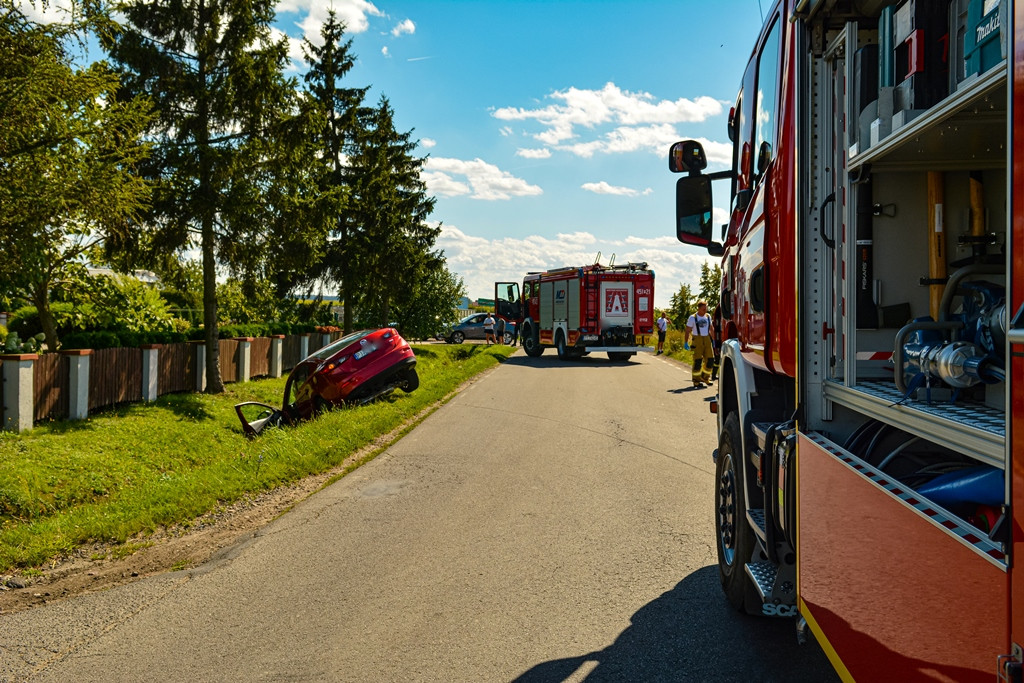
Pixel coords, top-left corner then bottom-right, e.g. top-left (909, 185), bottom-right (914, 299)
top-left (391, 19), bottom-right (415, 36)
top-left (581, 181), bottom-right (646, 197)
top-left (516, 148), bottom-right (552, 159)
top-left (424, 158), bottom-right (542, 200)
top-left (284, 0), bottom-right (384, 37)
top-left (381, 45), bottom-right (390, 57)
top-left (437, 225), bottom-right (716, 308)
top-left (420, 138), bottom-right (437, 148)
top-left (493, 82), bottom-right (723, 147)
top-left (499, 126), bottom-right (514, 137)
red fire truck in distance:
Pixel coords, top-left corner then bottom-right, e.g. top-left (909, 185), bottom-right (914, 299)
top-left (669, 0), bottom-right (1021, 680)
top-left (494, 262), bottom-right (654, 361)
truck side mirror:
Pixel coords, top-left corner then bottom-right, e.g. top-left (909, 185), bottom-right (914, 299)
top-left (668, 140), bottom-right (708, 174)
top-left (676, 175), bottom-right (714, 246)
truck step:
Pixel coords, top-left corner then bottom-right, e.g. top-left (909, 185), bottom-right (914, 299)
top-left (751, 422), bottom-right (775, 450)
top-left (747, 508), bottom-right (767, 542)
top-left (744, 560), bottom-right (778, 601)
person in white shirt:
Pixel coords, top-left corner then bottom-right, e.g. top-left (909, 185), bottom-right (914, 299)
top-left (655, 312), bottom-right (670, 354)
top-left (684, 300), bottom-right (715, 387)
top-left (484, 313), bottom-right (496, 345)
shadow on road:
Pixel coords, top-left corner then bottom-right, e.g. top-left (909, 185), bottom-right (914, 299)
top-left (510, 566), bottom-right (838, 683)
top-left (499, 354), bottom-right (644, 370)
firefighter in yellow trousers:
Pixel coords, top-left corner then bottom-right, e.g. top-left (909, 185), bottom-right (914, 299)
top-left (684, 300), bottom-right (715, 387)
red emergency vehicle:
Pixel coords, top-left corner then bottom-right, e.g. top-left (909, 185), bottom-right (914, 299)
top-left (495, 263), bottom-right (654, 361)
top-left (669, 0), bottom-right (1021, 679)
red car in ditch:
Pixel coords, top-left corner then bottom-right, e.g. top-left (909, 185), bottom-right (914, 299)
top-left (235, 327), bottom-right (419, 437)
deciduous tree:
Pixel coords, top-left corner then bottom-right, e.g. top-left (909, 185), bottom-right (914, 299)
top-left (0, 5), bottom-right (152, 351)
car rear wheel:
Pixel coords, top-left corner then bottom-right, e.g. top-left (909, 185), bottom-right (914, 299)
top-left (401, 368), bottom-right (419, 392)
top-left (451, 331), bottom-right (465, 344)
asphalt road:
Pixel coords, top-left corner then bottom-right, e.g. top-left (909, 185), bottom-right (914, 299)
top-left (0, 350), bottom-right (838, 682)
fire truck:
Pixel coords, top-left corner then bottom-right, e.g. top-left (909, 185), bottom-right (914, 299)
top-left (494, 262), bottom-right (655, 361)
top-left (668, 0), bottom-right (1022, 679)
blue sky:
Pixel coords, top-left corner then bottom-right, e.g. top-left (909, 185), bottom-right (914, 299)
top-left (27, 0), bottom-right (768, 309)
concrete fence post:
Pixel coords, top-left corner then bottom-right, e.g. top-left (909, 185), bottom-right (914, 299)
top-left (63, 349), bottom-right (92, 420)
top-left (194, 342), bottom-right (207, 393)
top-left (140, 345), bottom-right (160, 402)
top-left (237, 338), bottom-right (252, 382)
top-left (299, 334), bottom-right (310, 361)
top-left (270, 335), bottom-right (284, 378)
top-left (1, 353), bottom-right (37, 433)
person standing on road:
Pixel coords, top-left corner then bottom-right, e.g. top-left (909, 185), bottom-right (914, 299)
top-left (684, 300), bottom-right (715, 387)
top-left (484, 312), bottom-right (497, 345)
top-left (655, 311), bottom-right (670, 355)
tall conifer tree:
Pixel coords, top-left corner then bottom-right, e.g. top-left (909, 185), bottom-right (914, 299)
top-left (301, 11), bottom-right (367, 333)
top-left (345, 96), bottom-right (439, 326)
top-left (103, 0), bottom-right (296, 392)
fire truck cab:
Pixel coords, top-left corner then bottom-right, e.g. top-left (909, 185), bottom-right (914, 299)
top-left (669, 0), bottom-right (1022, 679)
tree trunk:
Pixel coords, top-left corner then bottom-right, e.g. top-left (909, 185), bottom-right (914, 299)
top-left (202, 213), bottom-right (224, 393)
top-left (342, 281), bottom-right (352, 334)
top-left (32, 282), bottom-right (58, 352)
top-left (197, 1), bottom-right (223, 394)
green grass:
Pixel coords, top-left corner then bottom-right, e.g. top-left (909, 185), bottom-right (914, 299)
top-left (0, 343), bottom-right (514, 572)
top-left (663, 329), bottom-right (693, 363)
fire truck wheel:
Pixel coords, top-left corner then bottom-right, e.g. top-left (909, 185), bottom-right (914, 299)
top-left (607, 352), bottom-right (631, 362)
top-left (522, 324), bottom-right (543, 357)
top-left (555, 331), bottom-right (570, 360)
top-left (717, 412), bottom-right (757, 612)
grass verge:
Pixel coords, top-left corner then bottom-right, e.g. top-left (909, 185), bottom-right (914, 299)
top-left (0, 343), bottom-right (514, 572)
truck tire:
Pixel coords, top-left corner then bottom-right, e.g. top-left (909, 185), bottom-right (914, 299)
top-left (555, 331), bottom-right (570, 360)
top-left (716, 412), bottom-right (758, 612)
top-left (522, 324), bottom-right (543, 357)
top-left (607, 352), bottom-right (632, 362)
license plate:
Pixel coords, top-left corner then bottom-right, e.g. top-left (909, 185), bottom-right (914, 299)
top-left (354, 345), bottom-right (376, 360)
top-left (582, 334), bottom-right (599, 342)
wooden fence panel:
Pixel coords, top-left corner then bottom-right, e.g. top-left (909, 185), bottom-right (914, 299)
top-left (250, 337), bottom-right (271, 378)
top-left (218, 339), bottom-right (239, 383)
top-left (34, 353), bottom-right (68, 421)
top-left (282, 335), bottom-right (303, 371)
top-left (89, 347), bottom-right (142, 411)
top-left (159, 342), bottom-right (195, 395)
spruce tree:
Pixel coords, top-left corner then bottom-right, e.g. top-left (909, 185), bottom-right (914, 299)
top-left (301, 11), bottom-right (368, 333)
top-left (345, 96), bottom-right (439, 326)
top-left (102, 0), bottom-right (297, 392)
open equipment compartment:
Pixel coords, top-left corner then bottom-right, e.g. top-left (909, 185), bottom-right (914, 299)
top-left (803, 0), bottom-right (1009, 545)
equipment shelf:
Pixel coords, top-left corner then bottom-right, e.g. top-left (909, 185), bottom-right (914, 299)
top-left (848, 61), bottom-right (1008, 172)
top-left (822, 379), bottom-right (1005, 470)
